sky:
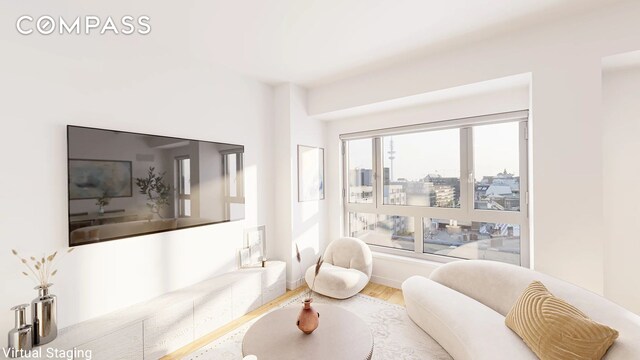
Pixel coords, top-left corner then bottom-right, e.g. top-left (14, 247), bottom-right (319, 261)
top-left (348, 121), bottom-right (520, 181)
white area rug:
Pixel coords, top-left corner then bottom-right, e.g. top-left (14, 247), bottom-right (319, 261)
top-left (185, 292), bottom-right (452, 360)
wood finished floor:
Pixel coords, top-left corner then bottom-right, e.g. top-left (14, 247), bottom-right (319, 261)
top-left (161, 282), bottom-right (404, 360)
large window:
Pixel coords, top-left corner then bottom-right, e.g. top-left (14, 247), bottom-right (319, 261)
top-left (341, 111), bottom-right (529, 266)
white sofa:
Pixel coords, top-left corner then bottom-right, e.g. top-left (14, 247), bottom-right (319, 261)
top-left (305, 237), bottom-right (372, 299)
top-left (402, 260), bottom-right (640, 360)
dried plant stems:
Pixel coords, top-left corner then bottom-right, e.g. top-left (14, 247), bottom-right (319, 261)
top-left (294, 243), bottom-right (325, 301)
top-left (295, 243), bottom-right (304, 287)
top-left (308, 256), bottom-right (324, 300)
top-left (21, 258), bottom-right (40, 283)
top-left (12, 248), bottom-right (74, 288)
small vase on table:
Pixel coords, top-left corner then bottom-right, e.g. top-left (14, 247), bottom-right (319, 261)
top-left (297, 298), bottom-right (319, 334)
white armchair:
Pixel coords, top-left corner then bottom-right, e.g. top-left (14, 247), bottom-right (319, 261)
top-left (305, 237), bottom-right (373, 299)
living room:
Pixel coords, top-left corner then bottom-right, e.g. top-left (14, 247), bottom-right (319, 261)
top-left (1, 1), bottom-right (639, 359)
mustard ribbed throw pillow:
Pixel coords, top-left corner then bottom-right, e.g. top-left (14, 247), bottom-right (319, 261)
top-left (505, 281), bottom-right (618, 360)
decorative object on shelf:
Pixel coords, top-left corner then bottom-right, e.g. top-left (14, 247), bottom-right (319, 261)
top-left (32, 283), bottom-right (57, 345)
top-left (11, 248), bottom-right (74, 345)
top-left (95, 192), bottom-right (111, 215)
top-left (295, 245), bottom-right (324, 334)
top-left (297, 145), bottom-right (325, 202)
top-left (245, 225), bottom-right (266, 266)
top-left (239, 248), bottom-right (251, 268)
top-left (7, 304), bottom-right (33, 358)
top-left (135, 167), bottom-right (171, 219)
top-left (68, 159), bottom-right (132, 199)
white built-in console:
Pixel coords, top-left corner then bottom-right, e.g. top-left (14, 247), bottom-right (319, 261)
top-left (29, 261), bottom-right (285, 360)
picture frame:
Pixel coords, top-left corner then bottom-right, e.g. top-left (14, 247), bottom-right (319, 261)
top-left (68, 159), bottom-right (132, 199)
top-left (297, 145), bottom-right (325, 202)
top-left (245, 225), bottom-right (266, 266)
top-left (239, 248), bottom-right (252, 268)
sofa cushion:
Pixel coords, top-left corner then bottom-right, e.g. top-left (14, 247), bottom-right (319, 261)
top-left (430, 260), bottom-right (640, 359)
top-left (506, 281), bottom-right (618, 360)
top-left (402, 276), bottom-right (538, 360)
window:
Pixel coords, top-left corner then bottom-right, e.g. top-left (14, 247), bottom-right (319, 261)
top-left (473, 122), bottom-right (521, 211)
top-left (176, 157), bottom-right (191, 217)
top-left (382, 129), bottom-right (460, 208)
top-left (346, 138), bottom-right (374, 204)
top-left (348, 213), bottom-right (415, 251)
top-left (423, 219), bottom-right (521, 265)
top-left (342, 110), bottom-right (529, 266)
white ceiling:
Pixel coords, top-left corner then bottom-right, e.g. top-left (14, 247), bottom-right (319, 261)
top-left (602, 50), bottom-right (640, 72)
top-left (196, 0), bottom-right (615, 86)
top-left (315, 74), bottom-right (531, 120)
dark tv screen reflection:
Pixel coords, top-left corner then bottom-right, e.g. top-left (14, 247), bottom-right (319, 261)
top-left (67, 126), bottom-right (245, 246)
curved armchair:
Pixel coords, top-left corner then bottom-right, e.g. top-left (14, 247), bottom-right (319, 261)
top-left (305, 237), bottom-right (373, 299)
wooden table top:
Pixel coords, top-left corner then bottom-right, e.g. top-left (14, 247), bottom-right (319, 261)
top-left (242, 303), bottom-right (373, 360)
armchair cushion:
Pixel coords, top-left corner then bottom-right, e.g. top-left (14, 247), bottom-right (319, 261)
top-left (324, 237), bottom-right (373, 277)
top-left (304, 237), bottom-right (373, 299)
top-left (305, 263), bottom-right (369, 299)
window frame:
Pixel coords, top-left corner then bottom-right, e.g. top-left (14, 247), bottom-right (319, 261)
top-left (341, 110), bottom-right (530, 267)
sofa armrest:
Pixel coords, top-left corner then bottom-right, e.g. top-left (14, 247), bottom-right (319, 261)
top-left (402, 276), bottom-right (537, 360)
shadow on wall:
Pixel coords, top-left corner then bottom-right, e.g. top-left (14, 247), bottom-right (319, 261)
top-left (293, 200), bottom-right (326, 284)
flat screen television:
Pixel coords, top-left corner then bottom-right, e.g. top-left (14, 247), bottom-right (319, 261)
top-left (67, 125), bottom-right (244, 246)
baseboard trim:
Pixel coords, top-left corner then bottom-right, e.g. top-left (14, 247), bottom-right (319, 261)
top-left (370, 275), bottom-right (402, 289)
top-left (287, 277), bottom-right (304, 290)
top-left (291, 274), bottom-right (404, 290)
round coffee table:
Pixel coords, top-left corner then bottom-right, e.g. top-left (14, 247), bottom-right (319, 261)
top-left (242, 303), bottom-right (373, 360)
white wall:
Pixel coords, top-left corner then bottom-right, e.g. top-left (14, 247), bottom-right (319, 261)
top-left (273, 85), bottom-right (295, 285)
top-left (602, 65), bottom-right (640, 314)
top-left (0, 3), bottom-right (275, 348)
top-left (273, 84), bottom-right (328, 289)
top-left (290, 85), bottom-right (328, 287)
top-left (326, 85), bottom-right (530, 287)
top-left (311, 0), bottom-right (640, 294)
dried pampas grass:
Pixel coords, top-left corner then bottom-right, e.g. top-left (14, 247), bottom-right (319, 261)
top-left (11, 247), bottom-right (75, 287)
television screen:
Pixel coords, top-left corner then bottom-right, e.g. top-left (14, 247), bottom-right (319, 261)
top-left (67, 125), bottom-right (244, 246)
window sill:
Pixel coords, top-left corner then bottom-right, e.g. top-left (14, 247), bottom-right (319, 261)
top-left (371, 251), bottom-right (446, 268)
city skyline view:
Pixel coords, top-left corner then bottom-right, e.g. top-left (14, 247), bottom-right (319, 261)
top-left (348, 122), bottom-right (520, 182)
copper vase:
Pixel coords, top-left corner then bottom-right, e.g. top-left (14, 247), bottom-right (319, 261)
top-left (296, 299), bottom-right (319, 334)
